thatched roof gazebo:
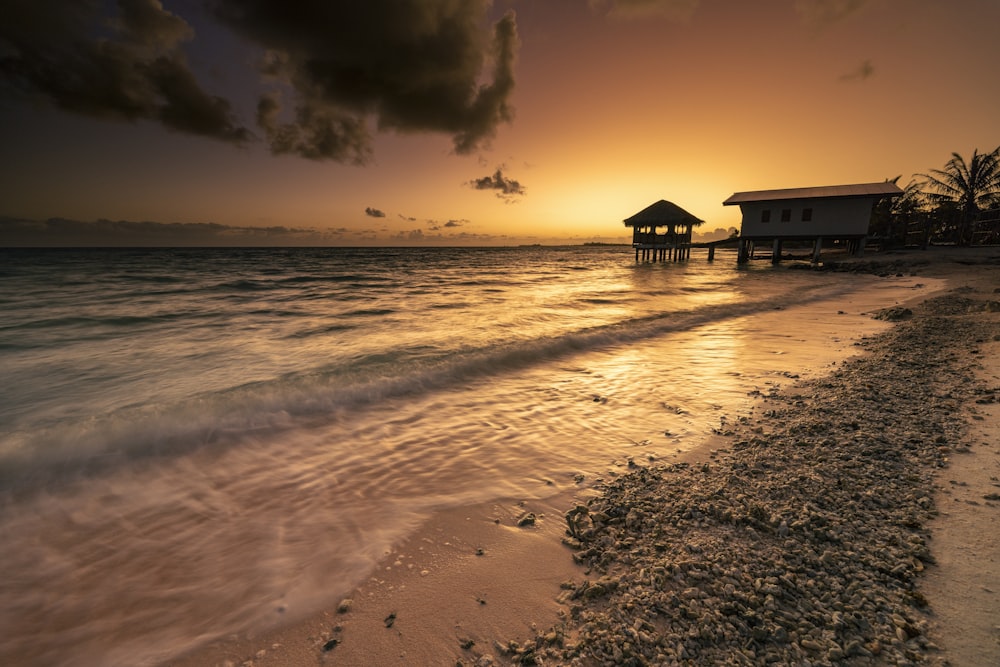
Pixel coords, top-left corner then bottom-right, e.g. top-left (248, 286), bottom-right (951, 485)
top-left (623, 199), bottom-right (704, 262)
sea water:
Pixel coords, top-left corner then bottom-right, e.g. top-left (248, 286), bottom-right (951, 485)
top-left (0, 246), bottom-right (935, 666)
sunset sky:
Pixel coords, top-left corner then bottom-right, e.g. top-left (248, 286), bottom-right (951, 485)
top-left (1, 0), bottom-right (997, 246)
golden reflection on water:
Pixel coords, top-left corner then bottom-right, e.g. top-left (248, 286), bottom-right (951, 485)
top-left (577, 317), bottom-right (750, 443)
top-left (626, 261), bottom-right (743, 312)
top-left (667, 318), bottom-right (749, 402)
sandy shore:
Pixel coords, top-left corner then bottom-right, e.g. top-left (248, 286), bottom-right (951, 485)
top-left (169, 247), bottom-right (1000, 667)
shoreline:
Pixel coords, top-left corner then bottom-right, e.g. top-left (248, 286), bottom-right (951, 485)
top-left (506, 283), bottom-right (998, 665)
top-left (169, 247), bottom-right (1000, 666)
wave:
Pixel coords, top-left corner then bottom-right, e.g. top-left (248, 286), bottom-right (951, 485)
top-left (341, 307), bottom-right (397, 318)
top-left (216, 279), bottom-right (271, 291)
top-left (276, 274), bottom-right (397, 285)
top-left (0, 279), bottom-right (854, 494)
top-left (109, 273), bottom-right (186, 284)
top-left (0, 312), bottom-right (193, 332)
top-left (285, 322), bottom-right (358, 338)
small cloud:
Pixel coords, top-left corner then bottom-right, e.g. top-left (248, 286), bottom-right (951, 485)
top-left (794, 0), bottom-right (867, 28)
top-left (365, 207), bottom-right (386, 218)
top-left (839, 59), bottom-right (874, 82)
top-left (468, 168), bottom-right (525, 200)
top-left (398, 214), bottom-right (417, 222)
top-left (426, 218), bottom-right (468, 231)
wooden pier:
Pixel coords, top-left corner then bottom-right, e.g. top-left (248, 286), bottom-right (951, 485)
top-left (692, 237), bottom-right (740, 261)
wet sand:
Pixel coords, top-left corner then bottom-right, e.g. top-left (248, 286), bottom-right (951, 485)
top-left (170, 247), bottom-right (1000, 666)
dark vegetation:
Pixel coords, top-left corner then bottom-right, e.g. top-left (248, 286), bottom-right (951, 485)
top-left (871, 146), bottom-right (1000, 248)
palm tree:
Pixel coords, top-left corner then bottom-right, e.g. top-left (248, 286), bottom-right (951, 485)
top-left (920, 147), bottom-right (1000, 245)
top-left (870, 176), bottom-right (927, 248)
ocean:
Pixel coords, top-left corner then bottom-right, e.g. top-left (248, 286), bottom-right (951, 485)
top-left (0, 246), bottom-right (936, 666)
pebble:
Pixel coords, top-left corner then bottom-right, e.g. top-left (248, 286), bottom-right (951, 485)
top-left (485, 285), bottom-right (996, 665)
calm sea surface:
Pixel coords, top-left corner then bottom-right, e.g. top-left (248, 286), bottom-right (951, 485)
top-left (0, 246), bottom-right (935, 665)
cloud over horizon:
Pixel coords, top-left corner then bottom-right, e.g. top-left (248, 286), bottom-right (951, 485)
top-left (0, 216), bottom-right (506, 247)
top-left (0, 216), bottom-right (345, 246)
top-left (0, 0), bottom-right (519, 164)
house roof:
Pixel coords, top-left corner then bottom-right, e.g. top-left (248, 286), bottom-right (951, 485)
top-left (623, 200), bottom-right (704, 227)
top-left (722, 182), bottom-right (903, 205)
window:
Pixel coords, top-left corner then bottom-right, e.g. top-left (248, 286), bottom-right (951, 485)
top-left (802, 207), bottom-right (813, 222)
top-left (761, 209), bottom-right (771, 223)
top-left (780, 208), bottom-right (791, 222)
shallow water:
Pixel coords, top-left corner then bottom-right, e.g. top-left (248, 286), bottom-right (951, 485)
top-left (0, 246), bottom-right (937, 665)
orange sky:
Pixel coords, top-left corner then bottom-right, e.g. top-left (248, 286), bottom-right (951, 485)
top-left (1, 0), bottom-right (997, 246)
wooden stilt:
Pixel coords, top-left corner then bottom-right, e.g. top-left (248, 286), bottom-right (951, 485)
top-left (812, 237), bottom-right (823, 263)
top-left (737, 239), bottom-right (749, 264)
top-left (771, 238), bottom-right (782, 264)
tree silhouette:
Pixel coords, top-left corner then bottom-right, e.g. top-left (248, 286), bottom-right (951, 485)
top-left (919, 147), bottom-right (1000, 245)
top-left (871, 176), bottom-right (927, 248)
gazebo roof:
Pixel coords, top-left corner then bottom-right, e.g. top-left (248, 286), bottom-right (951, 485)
top-left (623, 200), bottom-right (704, 228)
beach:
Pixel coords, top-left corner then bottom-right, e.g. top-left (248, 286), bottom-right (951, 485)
top-left (168, 247), bottom-right (1000, 667)
top-left (6, 246), bottom-right (944, 667)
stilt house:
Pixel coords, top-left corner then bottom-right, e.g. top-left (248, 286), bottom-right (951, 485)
top-left (723, 182), bottom-right (902, 263)
top-left (624, 200), bottom-right (704, 262)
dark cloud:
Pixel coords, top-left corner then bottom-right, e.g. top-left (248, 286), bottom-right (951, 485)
top-left (468, 168), bottom-right (525, 200)
top-left (444, 219), bottom-right (468, 228)
top-left (364, 207), bottom-right (386, 218)
top-left (0, 0), bottom-right (251, 144)
top-left (0, 1), bottom-right (518, 162)
top-left (839, 59), bottom-right (874, 82)
top-left (256, 90), bottom-right (372, 164)
top-left (213, 0), bottom-right (519, 161)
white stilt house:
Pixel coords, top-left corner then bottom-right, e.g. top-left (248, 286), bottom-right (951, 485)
top-left (723, 182), bottom-right (903, 263)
